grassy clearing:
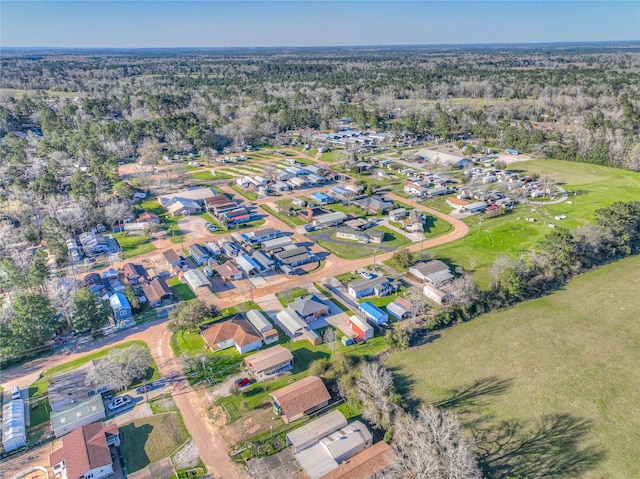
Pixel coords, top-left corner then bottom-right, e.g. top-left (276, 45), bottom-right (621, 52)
top-left (113, 232), bottom-right (156, 258)
top-left (359, 290), bottom-right (407, 308)
top-left (148, 394), bottom-right (178, 414)
top-left (120, 413), bottom-right (189, 473)
top-left (276, 287), bottom-right (309, 307)
top-left (190, 170), bottom-right (215, 180)
top-left (423, 215), bottom-right (454, 238)
top-left (376, 226), bottom-right (413, 248)
top-left (316, 239), bottom-right (375, 259)
top-left (28, 341), bottom-right (159, 399)
top-left (134, 304), bottom-right (159, 324)
top-left (260, 205), bottom-right (306, 227)
top-left (228, 183), bottom-right (258, 201)
top-left (29, 399), bottom-right (51, 427)
top-left (386, 255), bottom-right (640, 479)
top-left (167, 277), bottom-right (196, 301)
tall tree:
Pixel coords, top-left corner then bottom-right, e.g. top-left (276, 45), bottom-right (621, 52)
top-left (29, 249), bottom-right (50, 290)
top-left (10, 293), bottom-right (58, 347)
top-left (167, 299), bottom-right (216, 332)
top-left (73, 287), bottom-right (110, 332)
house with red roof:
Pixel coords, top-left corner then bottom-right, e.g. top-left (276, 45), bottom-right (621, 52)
top-left (50, 423), bottom-right (120, 479)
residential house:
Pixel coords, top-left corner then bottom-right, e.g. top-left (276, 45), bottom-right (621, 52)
top-left (388, 208), bottom-right (407, 222)
top-left (404, 209), bottom-right (424, 233)
top-left (245, 309), bottom-right (278, 345)
top-left (251, 250), bottom-right (275, 273)
top-left (336, 227), bottom-right (369, 243)
top-left (446, 196), bottom-right (470, 210)
top-left (274, 246), bottom-right (316, 272)
top-left (2, 399), bottom-right (26, 452)
top-left (50, 394), bottom-right (106, 438)
top-left (367, 230), bottom-right (385, 244)
top-left (214, 262), bottom-right (242, 282)
top-left (273, 180), bottom-right (291, 192)
top-left (312, 211), bottom-right (349, 229)
top-left (245, 345), bottom-right (294, 381)
top-left (79, 232), bottom-right (110, 255)
top-left (142, 277), bottom-right (174, 308)
top-left (310, 192), bottom-right (334, 205)
top-left (422, 283), bottom-right (455, 305)
top-left (270, 376), bottom-right (331, 424)
top-left (409, 260), bottom-right (454, 287)
top-left (218, 239), bottom-right (241, 258)
top-left (249, 227), bottom-right (280, 243)
top-left (349, 316), bottom-right (374, 341)
top-left (163, 249), bottom-right (183, 269)
top-left (358, 302), bottom-right (388, 326)
top-left (298, 206), bottom-right (328, 222)
top-left (122, 262), bottom-right (148, 285)
top-left (386, 296), bottom-right (412, 320)
top-left (348, 277), bottom-right (394, 299)
top-left (352, 196), bottom-right (393, 214)
top-left (403, 184), bottom-right (427, 198)
top-left (50, 423), bottom-right (120, 479)
top-left (318, 441), bottom-right (398, 479)
top-left (462, 201), bottom-right (488, 213)
top-left (221, 208), bottom-right (252, 225)
top-left (83, 273), bottom-right (105, 294)
top-left (109, 292), bottom-right (132, 320)
top-left (307, 174), bottom-right (327, 186)
top-left (166, 198), bottom-right (202, 217)
top-left (235, 254), bottom-right (261, 277)
top-left (189, 244), bottom-right (210, 266)
top-left (261, 236), bottom-right (293, 253)
top-left (136, 211), bottom-right (160, 224)
top-left (183, 269), bottom-right (211, 293)
top-left (289, 295), bottom-right (329, 322)
top-left (426, 187), bottom-right (449, 198)
top-left (328, 186), bottom-right (352, 201)
top-left (344, 184), bottom-right (365, 195)
top-left (200, 314), bottom-right (263, 354)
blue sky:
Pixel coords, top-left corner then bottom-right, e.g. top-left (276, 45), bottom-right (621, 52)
top-left (1, 1), bottom-right (638, 48)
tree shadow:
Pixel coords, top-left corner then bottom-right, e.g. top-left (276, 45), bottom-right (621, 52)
top-left (119, 422), bottom-right (152, 471)
top-left (471, 413), bottom-right (605, 479)
top-left (434, 376), bottom-right (514, 414)
top-left (384, 366), bottom-right (420, 412)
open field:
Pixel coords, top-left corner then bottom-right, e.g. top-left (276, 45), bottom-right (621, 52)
top-left (167, 277), bottom-right (196, 301)
top-left (120, 412), bottom-right (189, 472)
top-left (113, 232), bottom-right (157, 258)
top-left (428, 160), bottom-right (640, 287)
top-left (386, 254), bottom-right (640, 479)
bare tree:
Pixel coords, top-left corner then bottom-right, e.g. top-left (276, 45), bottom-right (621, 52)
top-left (46, 278), bottom-right (79, 328)
top-left (452, 274), bottom-right (481, 309)
top-left (104, 200), bottom-right (133, 228)
top-left (322, 328), bottom-right (338, 355)
top-left (357, 362), bottom-right (400, 430)
top-left (86, 344), bottom-right (153, 391)
top-left (376, 407), bottom-right (483, 479)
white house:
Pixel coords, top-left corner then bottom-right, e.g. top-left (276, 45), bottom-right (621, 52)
top-left (200, 314), bottom-right (263, 354)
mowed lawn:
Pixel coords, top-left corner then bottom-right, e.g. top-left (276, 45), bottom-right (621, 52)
top-left (120, 413), bottom-right (189, 472)
top-left (430, 160), bottom-right (640, 287)
top-left (386, 255), bottom-right (640, 479)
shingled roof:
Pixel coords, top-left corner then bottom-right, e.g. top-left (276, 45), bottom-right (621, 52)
top-left (49, 423), bottom-right (118, 479)
top-left (200, 314), bottom-right (261, 350)
top-left (270, 376), bottom-right (331, 420)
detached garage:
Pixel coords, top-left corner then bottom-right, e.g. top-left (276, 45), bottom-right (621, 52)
top-left (349, 316), bottom-right (374, 341)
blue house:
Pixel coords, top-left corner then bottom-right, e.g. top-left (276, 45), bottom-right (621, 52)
top-left (310, 192), bottom-right (334, 205)
top-left (358, 302), bottom-right (388, 326)
top-left (109, 293), bottom-right (132, 320)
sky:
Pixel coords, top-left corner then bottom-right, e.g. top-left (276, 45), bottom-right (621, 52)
top-left (1, 1), bottom-right (639, 48)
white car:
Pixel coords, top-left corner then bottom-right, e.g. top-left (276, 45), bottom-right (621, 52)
top-left (107, 396), bottom-right (131, 411)
top-left (360, 271), bottom-right (373, 279)
top-left (11, 386), bottom-right (20, 400)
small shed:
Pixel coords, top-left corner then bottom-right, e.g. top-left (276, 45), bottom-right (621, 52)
top-left (349, 316), bottom-right (374, 341)
top-left (358, 302), bottom-right (388, 326)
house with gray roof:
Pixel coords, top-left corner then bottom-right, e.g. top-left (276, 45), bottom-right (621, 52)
top-left (289, 295), bottom-right (329, 322)
top-left (409, 260), bottom-right (454, 287)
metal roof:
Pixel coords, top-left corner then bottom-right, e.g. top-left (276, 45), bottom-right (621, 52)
top-left (286, 410), bottom-right (347, 453)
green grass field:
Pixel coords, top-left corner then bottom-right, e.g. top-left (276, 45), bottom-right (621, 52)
top-left (386, 254), bottom-right (640, 479)
top-left (113, 232), bottom-right (157, 258)
top-left (167, 277), bottom-right (196, 301)
top-left (313, 227), bottom-right (411, 259)
top-left (260, 205), bottom-right (306, 227)
top-left (428, 160), bottom-right (640, 288)
top-left (120, 413), bottom-right (189, 472)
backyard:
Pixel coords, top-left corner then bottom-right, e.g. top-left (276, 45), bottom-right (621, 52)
top-left (386, 254), bottom-right (640, 479)
top-left (120, 412), bottom-right (189, 472)
top-left (113, 232), bottom-right (157, 258)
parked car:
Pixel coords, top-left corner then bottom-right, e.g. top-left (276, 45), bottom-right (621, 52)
top-left (135, 381), bottom-right (165, 394)
top-left (234, 377), bottom-right (251, 388)
top-left (107, 396), bottom-right (131, 411)
top-left (11, 386), bottom-right (20, 400)
top-left (360, 271), bottom-right (373, 279)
